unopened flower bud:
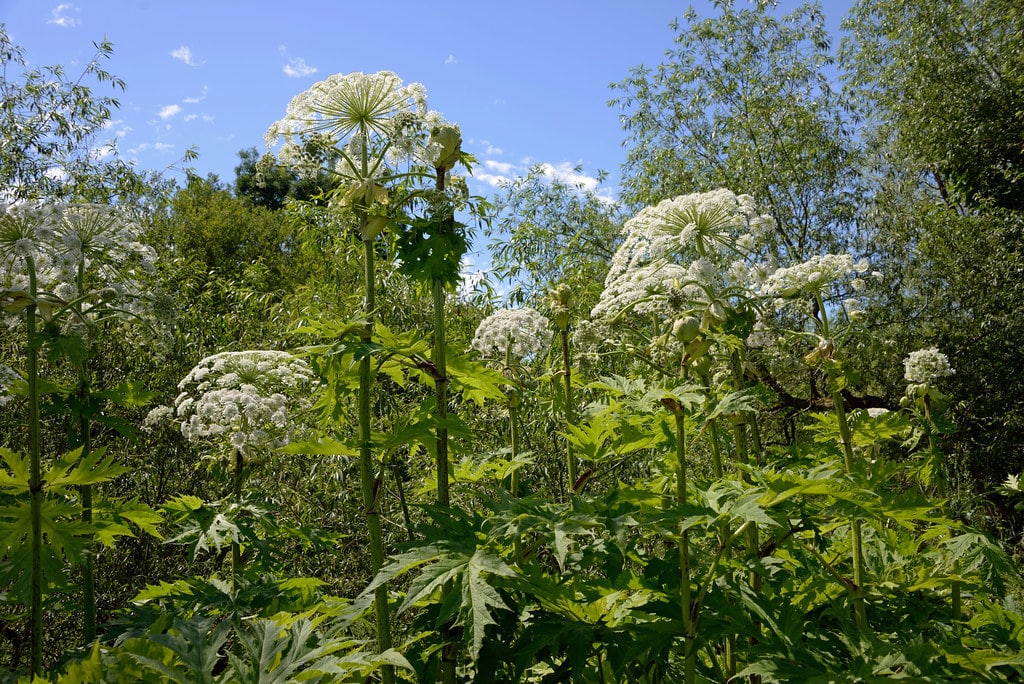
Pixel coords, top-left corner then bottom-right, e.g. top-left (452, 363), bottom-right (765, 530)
top-left (429, 124), bottom-right (462, 172)
top-left (672, 316), bottom-right (701, 344)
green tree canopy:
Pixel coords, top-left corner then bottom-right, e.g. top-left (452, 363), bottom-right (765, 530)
top-left (609, 0), bottom-right (860, 262)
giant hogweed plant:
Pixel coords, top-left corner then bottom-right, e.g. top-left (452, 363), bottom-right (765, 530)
top-left (266, 69), bottom-right (492, 684)
top-left (0, 202), bottom-right (163, 676)
top-left (364, 190), bottom-right (1024, 682)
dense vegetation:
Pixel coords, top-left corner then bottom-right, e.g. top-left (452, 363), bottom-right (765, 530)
top-left (2, 1), bottom-right (1023, 681)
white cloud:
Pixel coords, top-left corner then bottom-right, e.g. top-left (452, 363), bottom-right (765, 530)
top-left (47, 4), bottom-right (80, 27)
top-left (475, 172), bottom-right (510, 188)
top-left (183, 86), bottom-right (208, 104)
top-left (102, 119), bottom-right (132, 138)
top-left (444, 54), bottom-right (457, 65)
top-left (484, 159), bottom-right (516, 176)
top-left (158, 104), bottom-right (182, 120)
top-left (283, 57), bottom-right (318, 78)
top-left (90, 144), bottom-right (116, 161)
top-left (539, 162), bottom-right (599, 192)
top-left (154, 143), bottom-right (175, 152)
top-left (170, 46), bottom-right (201, 66)
top-left (183, 114), bottom-right (198, 122)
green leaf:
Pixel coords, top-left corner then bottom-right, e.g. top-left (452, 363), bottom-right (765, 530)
top-left (96, 379), bottom-right (159, 407)
top-left (445, 351), bottom-right (507, 406)
top-left (0, 447), bottom-right (30, 490)
top-left (45, 447), bottom-right (129, 489)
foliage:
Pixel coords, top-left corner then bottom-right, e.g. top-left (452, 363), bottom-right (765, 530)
top-left (609, 0), bottom-right (860, 261)
top-left (2, 7), bottom-right (1024, 683)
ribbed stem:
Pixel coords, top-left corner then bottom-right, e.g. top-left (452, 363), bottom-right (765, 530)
top-left (26, 258), bottom-right (43, 676)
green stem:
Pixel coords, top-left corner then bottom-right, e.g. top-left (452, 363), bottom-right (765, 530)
top-left (674, 411), bottom-right (696, 684)
top-left (79, 415), bottom-right (95, 643)
top-left (559, 326), bottom-right (577, 494)
top-left (816, 294), bottom-right (868, 632)
top-left (231, 447), bottom-right (243, 592)
top-left (432, 279), bottom-right (450, 508)
top-left (26, 258), bottom-right (43, 676)
top-left (432, 169), bottom-right (457, 684)
top-left (75, 253), bottom-right (96, 644)
top-left (358, 231), bottom-right (394, 678)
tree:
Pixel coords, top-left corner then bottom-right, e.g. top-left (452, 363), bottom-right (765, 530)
top-left (149, 174), bottom-right (300, 285)
top-left (841, 0), bottom-right (1024, 211)
top-left (0, 25), bottom-right (148, 202)
top-left (233, 146), bottom-right (336, 210)
top-left (484, 165), bottom-right (625, 310)
top-left (609, 0), bottom-right (860, 262)
top-left (841, 0), bottom-right (1024, 506)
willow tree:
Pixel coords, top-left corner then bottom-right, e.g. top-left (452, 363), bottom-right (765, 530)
top-left (609, 0), bottom-right (859, 263)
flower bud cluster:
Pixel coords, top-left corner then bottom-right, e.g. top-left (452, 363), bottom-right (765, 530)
top-left (170, 350), bottom-right (315, 453)
top-left (471, 308), bottom-right (551, 362)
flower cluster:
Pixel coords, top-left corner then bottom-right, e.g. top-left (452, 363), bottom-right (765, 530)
top-left (1, 202), bottom-right (156, 310)
top-left (606, 189), bottom-right (774, 285)
top-left (171, 350), bottom-right (316, 453)
top-left (0, 364), bottom-right (19, 406)
top-left (265, 70), bottom-right (447, 178)
top-left (471, 308), bottom-right (551, 362)
top-left (903, 347), bottom-right (955, 385)
top-left (759, 254), bottom-right (869, 302)
top-left (596, 190), bottom-right (775, 323)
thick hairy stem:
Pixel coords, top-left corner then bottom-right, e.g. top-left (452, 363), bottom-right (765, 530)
top-left (358, 233), bottom-right (394, 681)
top-left (675, 411), bottom-right (696, 684)
top-left (559, 326), bottom-right (577, 494)
top-left (26, 261), bottom-right (43, 676)
top-left (79, 408), bottom-right (95, 643)
top-left (231, 448), bottom-right (243, 592)
top-left (815, 293), bottom-right (868, 632)
top-left (433, 279), bottom-right (450, 508)
top-left (432, 169), bottom-right (458, 684)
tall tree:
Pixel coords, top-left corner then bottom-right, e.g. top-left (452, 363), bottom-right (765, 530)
top-left (0, 25), bottom-right (152, 202)
top-left (841, 0), bottom-right (1024, 496)
top-left (841, 0), bottom-right (1024, 212)
top-left (609, 0), bottom-right (859, 262)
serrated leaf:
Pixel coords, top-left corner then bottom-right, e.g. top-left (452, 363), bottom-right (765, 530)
top-left (46, 447), bottom-right (129, 488)
top-left (96, 379), bottom-right (159, 407)
top-left (279, 436), bottom-right (357, 456)
top-left (446, 352), bottom-right (506, 406)
top-left (0, 447), bottom-right (30, 490)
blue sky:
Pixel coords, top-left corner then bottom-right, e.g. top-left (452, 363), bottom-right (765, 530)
top-left (1, 1), bottom-right (852, 202)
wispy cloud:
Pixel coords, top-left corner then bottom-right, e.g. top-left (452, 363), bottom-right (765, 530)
top-left (538, 162), bottom-right (599, 192)
top-left (170, 46), bottom-right (201, 66)
top-left (183, 86), bottom-right (208, 104)
top-left (47, 4), bottom-right (80, 27)
top-left (283, 57), bottom-right (317, 78)
top-left (158, 104), bottom-right (182, 120)
top-left (444, 54), bottom-right (457, 65)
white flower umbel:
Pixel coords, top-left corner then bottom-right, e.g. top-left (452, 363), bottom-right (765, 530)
top-left (596, 189), bottom-right (776, 322)
top-left (903, 347), bottom-right (955, 385)
top-left (471, 308), bottom-right (551, 362)
top-left (759, 254), bottom-right (869, 301)
top-left (1, 202), bottom-right (155, 310)
top-left (174, 350), bottom-right (315, 454)
top-left (265, 70), bottom-right (445, 180)
top-left (606, 189), bottom-right (774, 284)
